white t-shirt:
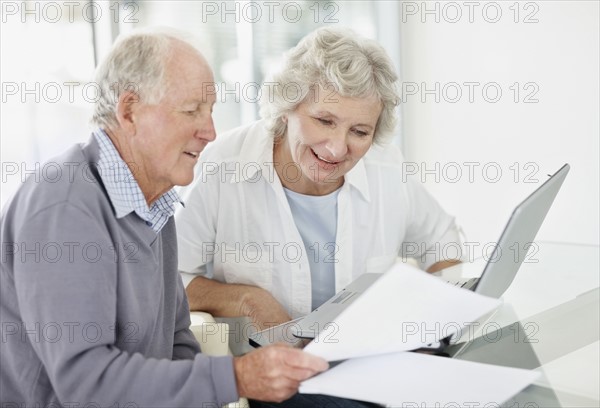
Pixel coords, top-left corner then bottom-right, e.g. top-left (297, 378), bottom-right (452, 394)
top-left (283, 186), bottom-right (340, 310)
top-left (176, 120), bottom-right (462, 318)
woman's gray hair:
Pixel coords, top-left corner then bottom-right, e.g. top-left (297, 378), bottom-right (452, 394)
top-left (260, 27), bottom-right (400, 144)
top-left (91, 28), bottom-right (200, 130)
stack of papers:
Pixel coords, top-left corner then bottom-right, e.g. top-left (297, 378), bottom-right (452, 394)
top-left (300, 352), bottom-right (539, 406)
top-left (299, 264), bottom-right (540, 405)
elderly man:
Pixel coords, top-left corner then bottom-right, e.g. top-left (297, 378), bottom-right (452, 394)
top-left (0, 28), bottom-right (328, 406)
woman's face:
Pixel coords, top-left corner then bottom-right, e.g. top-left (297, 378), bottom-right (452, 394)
top-left (275, 87), bottom-right (383, 195)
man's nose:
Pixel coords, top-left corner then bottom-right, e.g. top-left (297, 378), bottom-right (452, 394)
top-left (197, 115), bottom-right (216, 142)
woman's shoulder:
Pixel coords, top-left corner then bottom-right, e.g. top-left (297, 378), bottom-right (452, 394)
top-left (202, 120), bottom-right (269, 163)
top-left (363, 142), bottom-right (406, 168)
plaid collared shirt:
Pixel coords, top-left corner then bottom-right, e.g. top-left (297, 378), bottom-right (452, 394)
top-left (93, 129), bottom-right (183, 233)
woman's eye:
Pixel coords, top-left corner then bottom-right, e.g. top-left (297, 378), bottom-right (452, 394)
top-left (353, 129), bottom-right (369, 137)
top-left (317, 118), bottom-right (332, 125)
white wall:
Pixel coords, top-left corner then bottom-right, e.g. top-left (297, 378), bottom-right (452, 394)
top-left (399, 0), bottom-right (599, 253)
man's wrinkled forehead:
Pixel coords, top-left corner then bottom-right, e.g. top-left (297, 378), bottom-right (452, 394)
top-left (163, 43), bottom-right (216, 104)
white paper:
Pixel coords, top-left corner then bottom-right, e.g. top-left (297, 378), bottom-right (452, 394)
top-left (300, 351), bottom-right (540, 407)
top-left (304, 263), bottom-right (501, 361)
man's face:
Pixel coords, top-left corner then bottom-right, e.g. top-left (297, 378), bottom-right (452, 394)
top-left (129, 42), bottom-right (216, 193)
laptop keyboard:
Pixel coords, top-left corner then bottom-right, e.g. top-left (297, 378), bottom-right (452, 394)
top-left (447, 277), bottom-right (479, 289)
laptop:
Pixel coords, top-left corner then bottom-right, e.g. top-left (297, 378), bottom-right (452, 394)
top-left (452, 162), bottom-right (570, 298)
top-left (249, 163), bottom-right (570, 345)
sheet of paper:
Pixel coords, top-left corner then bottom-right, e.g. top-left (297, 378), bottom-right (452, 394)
top-left (300, 351), bottom-right (540, 406)
top-left (304, 263), bottom-right (501, 361)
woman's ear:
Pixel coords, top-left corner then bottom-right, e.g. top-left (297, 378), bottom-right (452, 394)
top-left (116, 90), bottom-right (140, 134)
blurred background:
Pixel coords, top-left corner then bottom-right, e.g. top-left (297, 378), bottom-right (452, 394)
top-left (1, 0), bottom-right (598, 256)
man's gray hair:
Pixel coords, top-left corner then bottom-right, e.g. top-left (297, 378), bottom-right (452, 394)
top-left (259, 27), bottom-right (400, 144)
top-left (91, 27), bottom-right (201, 130)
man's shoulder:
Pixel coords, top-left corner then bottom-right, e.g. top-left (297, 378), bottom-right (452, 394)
top-left (3, 140), bottom-right (111, 221)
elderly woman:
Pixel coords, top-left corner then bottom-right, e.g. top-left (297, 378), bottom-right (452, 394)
top-left (176, 27), bottom-right (462, 329)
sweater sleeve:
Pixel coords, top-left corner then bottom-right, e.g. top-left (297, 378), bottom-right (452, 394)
top-left (13, 203), bottom-right (239, 407)
top-left (171, 271), bottom-right (202, 360)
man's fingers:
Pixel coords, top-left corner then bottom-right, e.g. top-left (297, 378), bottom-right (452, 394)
top-left (281, 365), bottom-right (324, 382)
top-left (264, 346), bottom-right (329, 381)
top-left (279, 347), bottom-right (329, 372)
top-left (234, 345), bottom-right (328, 401)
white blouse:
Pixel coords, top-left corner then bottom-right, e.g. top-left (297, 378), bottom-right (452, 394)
top-left (176, 120), bottom-right (462, 318)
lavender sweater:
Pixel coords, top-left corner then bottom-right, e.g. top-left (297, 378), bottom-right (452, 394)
top-left (1, 136), bottom-right (238, 407)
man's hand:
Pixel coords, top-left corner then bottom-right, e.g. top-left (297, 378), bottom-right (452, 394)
top-left (233, 344), bottom-right (328, 402)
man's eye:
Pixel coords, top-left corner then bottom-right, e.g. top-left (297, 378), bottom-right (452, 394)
top-left (317, 118), bottom-right (332, 125)
top-left (353, 129), bottom-right (369, 137)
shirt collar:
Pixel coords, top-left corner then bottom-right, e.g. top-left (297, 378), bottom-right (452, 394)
top-left (93, 129), bottom-right (183, 230)
top-left (344, 154), bottom-right (370, 202)
top-left (235, 121), bottom-right (276, 182)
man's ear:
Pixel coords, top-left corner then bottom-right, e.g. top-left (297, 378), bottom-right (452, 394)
top-left (116, 90), bottom-right (141, 134)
